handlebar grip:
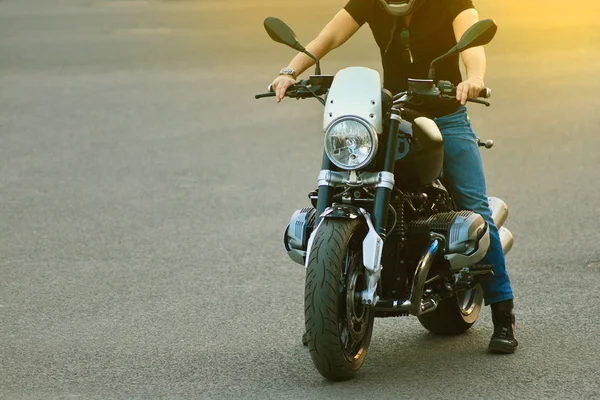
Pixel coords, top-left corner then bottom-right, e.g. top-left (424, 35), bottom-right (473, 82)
top-left (255, 92), bottom-right (277, 99)
top-left (255, 81), bottom-right (310, 100)
top-left (479, 88), bottom-right (492, 99)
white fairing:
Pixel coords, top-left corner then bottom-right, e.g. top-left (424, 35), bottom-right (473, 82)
top-left (323, 67), bottom-right (383, 133)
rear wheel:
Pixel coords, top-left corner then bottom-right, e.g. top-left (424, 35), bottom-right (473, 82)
top-left (304, 219), bottom-right (374, 381)
top-left (417, 284), bottom-right (483, 335)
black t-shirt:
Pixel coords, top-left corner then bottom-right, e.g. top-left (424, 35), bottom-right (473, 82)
top-left (344, 0), bottom-right (475, 95)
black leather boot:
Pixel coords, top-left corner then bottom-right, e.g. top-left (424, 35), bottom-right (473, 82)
top-left (488, 299), bottom-right (519, 354)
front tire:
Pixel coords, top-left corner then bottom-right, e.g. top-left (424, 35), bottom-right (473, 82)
top-left (417, 285), bottom-right (483, 335)
top-left (304, 219), bottom-right (374, 381)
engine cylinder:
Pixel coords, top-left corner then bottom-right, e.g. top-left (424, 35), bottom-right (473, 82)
top-left (283, 208), bottom-right (316, 265)
top-left (408, 210), bottom-right (490, 270)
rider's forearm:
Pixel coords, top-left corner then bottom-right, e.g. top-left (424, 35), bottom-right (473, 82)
top-left (461, 46), bottom-right (486, 81)
top-left (287, 35), bottom-right (335, 77)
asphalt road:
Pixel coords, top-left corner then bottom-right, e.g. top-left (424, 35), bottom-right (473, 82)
top-left (1, 0), bottom-right (599, 399)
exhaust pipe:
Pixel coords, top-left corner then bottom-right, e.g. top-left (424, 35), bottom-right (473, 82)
top-left (499, 226), bottom-right (513, 255)
top-left (488, 197), bottom-right (513, 256)
top-left (407, 236), bottom-right (444, 316)
top-left (489, 197), bottom-right (508, 229)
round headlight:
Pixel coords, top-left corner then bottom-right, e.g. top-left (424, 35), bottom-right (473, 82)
top-left (324, 117), bottom-right (377, 170)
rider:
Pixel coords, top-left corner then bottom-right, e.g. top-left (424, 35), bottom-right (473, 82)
top-left (271, 0), bottom-right (518, 354)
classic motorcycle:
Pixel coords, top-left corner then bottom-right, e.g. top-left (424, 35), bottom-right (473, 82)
top-left (255, 17), bottom-right (513, 381)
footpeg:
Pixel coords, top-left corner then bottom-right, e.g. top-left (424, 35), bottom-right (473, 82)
top-left (420, 298), bottom-right (438, 315)
top-left (467, 264), bottom-right (495, 275)
top-left (454, 265), bottom-right (494, 286)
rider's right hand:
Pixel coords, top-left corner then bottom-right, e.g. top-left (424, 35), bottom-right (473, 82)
top-left (271, 75), bottom-right (296, 103)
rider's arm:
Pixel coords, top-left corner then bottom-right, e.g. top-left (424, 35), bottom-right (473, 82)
top-left (288, 9), bottom-right (361, 77)
top-left (452, 7), bottom-right (487, 104)
top-left (273, 9), bottom-right (361, 102)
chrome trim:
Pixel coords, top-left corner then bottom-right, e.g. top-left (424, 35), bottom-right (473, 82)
top-left (317, 170), bottom-right (395, 189)
top-left (346, 170), bottom-right (363, 187)
top-left (376, 171), bottom-right (394, 190)
top-left (389, 112), bottom-right (402, 122)
top-left (317, 170), bottom-right (345, 187)
top-left (392, 94), bottom-right (409, 105)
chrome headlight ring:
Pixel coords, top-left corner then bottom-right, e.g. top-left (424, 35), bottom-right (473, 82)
top-left (324, 116), bottom-right (378, 170)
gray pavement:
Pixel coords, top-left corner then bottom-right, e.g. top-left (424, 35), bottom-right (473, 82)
top-left (1, 0), bottom-right (599, 399)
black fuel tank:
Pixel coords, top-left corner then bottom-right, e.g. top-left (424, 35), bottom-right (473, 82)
top-left (394, 117), bottom-right (444, 189)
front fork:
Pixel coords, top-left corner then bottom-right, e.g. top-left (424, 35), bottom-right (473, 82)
top-left (372, 108), bottom-right (402, 238)
top-left (315, 109), bottom-right (402, 235)
top-left (313, 109), bottom-right (402, 306)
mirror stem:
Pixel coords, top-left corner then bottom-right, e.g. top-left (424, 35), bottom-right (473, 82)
top-left (304, 50), bottom-right (321, 75)
top-left (428, 66), bottom-right (436, 80)
top-left (297, 44), bottom-right (321, 75)
top-left (428, 47), bottom-right (456, 80)
top-left (314, 60), bottom-right (322, 75)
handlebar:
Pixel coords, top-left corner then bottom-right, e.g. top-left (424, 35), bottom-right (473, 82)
top-left (256, 78), bottom-right (491, 107)
top-left (392, 81), bottom-right (492, 108)
top-left (255, 78), bottom-right (329, 105)
top-left (255, 92), bottom-right (277, 99)
top-left (437, 80), bottom-right (491, 106)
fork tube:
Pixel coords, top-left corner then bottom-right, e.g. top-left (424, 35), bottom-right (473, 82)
top-left (316, 151), bottom-right (333, 224)
top-left (373, 109), bottom-right (401, 238)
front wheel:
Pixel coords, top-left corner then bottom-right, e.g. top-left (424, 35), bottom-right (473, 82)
top-left (304, 219), bottom-right (374, 381)
top-left (417, 284), bottom-right (483, 335)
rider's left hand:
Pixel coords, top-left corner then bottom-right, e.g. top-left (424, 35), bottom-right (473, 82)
top-left (456, 77), bottom-right (485, 105)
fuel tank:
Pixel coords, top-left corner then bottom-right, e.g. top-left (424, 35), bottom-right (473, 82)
top-left (394, 116), bottom-right (444, 189)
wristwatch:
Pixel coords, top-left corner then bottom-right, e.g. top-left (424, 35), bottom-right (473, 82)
top-left (279, 67), bottom-right (297, 79)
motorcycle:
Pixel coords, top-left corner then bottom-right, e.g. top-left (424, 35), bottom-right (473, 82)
top-left (255, 17), bottom-right (513, 381)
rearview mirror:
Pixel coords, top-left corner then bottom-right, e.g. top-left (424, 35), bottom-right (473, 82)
top-left (428, 19), bottom-right (498, 80)
top-left (456, 19), bottom-right (498, 52)
top-left (264, 17), bottom-right (304, 52)
top-left (263, 17), bottom-right (323, 75)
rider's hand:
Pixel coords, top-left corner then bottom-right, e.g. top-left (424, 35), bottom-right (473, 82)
top-left (271, 75), bottom-right (296, 103)
top-left (456, 76), bottom-right (485, 105)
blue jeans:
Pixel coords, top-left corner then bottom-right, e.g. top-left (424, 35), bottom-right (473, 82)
top-left (433, 106), bottom-right (514, 305)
